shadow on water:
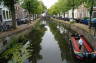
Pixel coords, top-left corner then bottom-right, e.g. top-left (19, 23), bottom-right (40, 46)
top-left (48, 21), bottom-right (73, 63)
top-left (47, 20), bottom-right (96, 63)
top-left (0, 21), bottom-right (46, 63)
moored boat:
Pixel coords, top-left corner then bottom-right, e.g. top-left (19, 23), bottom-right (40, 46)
top-left (70, 35), bottom-right (96, 60)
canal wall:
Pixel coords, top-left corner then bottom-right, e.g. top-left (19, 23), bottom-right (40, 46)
top-left (0, 19), bottom-right (40, 39)
top-left (51, 18), bottom-right (96, 49)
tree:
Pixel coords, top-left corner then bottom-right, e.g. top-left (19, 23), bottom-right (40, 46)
top-left (48, 0), bottom-right (85, 19)
top-left (84, 0), bottom-right (95, 28)
top-left (33, 1), bottom-right (46, 19)
top-left (48, 2), bottom-right (63, 17)
top-left (36, 1), bottom-right (46, 14)
top-left (22, 0), bottom-right (46, 21)
top-left (67, 0), bottom-right (84, 19)
top-left (1, 0), bottom-right (18, 29)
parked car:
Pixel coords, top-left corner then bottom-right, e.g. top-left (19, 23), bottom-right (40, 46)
top-left (81, 18), bottom-right (96, 27)
top-left (74, 19), bottom-right (82, 23)
top-left (81, 19), bottom-right (89, 25)
top-left (16, 19), bottom-right (21, 25)
top-left (21, 18), bottom-right (27, 24)
top-left (92, 18), bottom-right (96, 23)
top-left (91, 18), bottom-right (96, 27)
top-left (17, 18), bottom-right (28, 25)
top-left (63, 18), bottom-right (70, 21)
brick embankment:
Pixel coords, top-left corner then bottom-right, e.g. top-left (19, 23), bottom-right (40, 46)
top-left (0, 19), bottom-right (39, 39)
top-left (51, 18), bottom-right (96, 49)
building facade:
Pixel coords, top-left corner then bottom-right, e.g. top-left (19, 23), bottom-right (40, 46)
top-left (93, 7), bottom-right (96, 18)
top-left (76, 5), bottom-right (89, 19)
top-left (0, 2), bottom-right (11, 23)
top-left (15, 3), bottom-right (28, 19)
top-left (0, 2), bottom-right (28, 26)
top-left (67, 5), bottom-right (90, 19)
top-left (67, 4), bottom-right (96, 19)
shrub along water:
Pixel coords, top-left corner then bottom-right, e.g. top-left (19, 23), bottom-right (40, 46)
top-left (0, 21), bottom-right (46, 63)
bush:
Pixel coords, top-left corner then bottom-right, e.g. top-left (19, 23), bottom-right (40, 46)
top-left (83, 17), bottom-right (89, 20)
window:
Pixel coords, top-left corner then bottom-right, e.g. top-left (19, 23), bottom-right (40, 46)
top-left (9, 11), bottom-right (11, 19)
top-left (93, 12), bottom-right (96, 18)
top-left (6, 11), bottom-right (9, 19)
top-left (3, 10), bottom-right (6, 20)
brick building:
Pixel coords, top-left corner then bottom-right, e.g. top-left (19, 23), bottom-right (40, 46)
top-left (15, 3), bottom-right (28, 19)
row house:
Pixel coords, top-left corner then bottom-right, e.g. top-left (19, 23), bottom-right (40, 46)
top-left (93, 7), bottom-right (96, 18)
top-left (66, 4), bottom-right (96, 19)
top-left (75, 5), bottom-right (89, 19)
top-left (0, 2), bottom-right (28, 26)
top-left (0, 2), bottom-right (11, 23)
top-left (15, 3), bottom-right (28, 20)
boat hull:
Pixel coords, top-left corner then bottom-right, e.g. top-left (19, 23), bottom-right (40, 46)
top-left (70, 35), bottom-right (96, 60)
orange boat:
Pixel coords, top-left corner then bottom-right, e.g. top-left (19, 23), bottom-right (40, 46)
top-left (70, 35), bottom-right (96, 60)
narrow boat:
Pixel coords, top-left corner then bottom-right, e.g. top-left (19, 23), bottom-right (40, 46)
top-left (70, 35), bottom-right (96, 60)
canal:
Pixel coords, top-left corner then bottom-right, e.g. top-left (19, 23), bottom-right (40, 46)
top-left (0, 19), bottom-right (95, 63)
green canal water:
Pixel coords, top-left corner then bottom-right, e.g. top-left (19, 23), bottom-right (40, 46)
top-left (0, 19), bottom-right (95, 63)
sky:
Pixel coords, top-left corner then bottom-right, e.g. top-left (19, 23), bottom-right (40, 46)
top-left (42, 0), bottom-right (58, 9)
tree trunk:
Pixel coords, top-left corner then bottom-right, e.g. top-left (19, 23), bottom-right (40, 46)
top-left (35, 14), bottom-right (36, 19)
top-left (72, 0), bottom-right (74, 20)
top-left (32, 14), bottom-right (34, 21)
top-left (34, 14), bottom-right (36, 20)
top-left (64, 12), bottom-right (65, 18)
top-left (59, 13), bottom-right (60, 17)
top-left (89, 0), bottom-right (94, 29)
top-left (89, 9), bottom-right (92, 29)
top-left (29, 14), bottom-right (31, 23)
top-left (11, 2), bottom-right (16, 29)
top-left (28, 11), bottom-right (31, 23)
top-left (72, 7), bottom-right (74, 20)
top-left (37, 14), bottom-right (39, 18)
top-left (36, 14), bottom-right (37, 19)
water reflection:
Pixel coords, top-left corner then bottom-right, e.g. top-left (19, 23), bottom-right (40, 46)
top-left (48, 21), bottom-right (73, 63)
top-left (48, 21), bottom-right (96, 63)
top-left (0, 20), bottom-right (96, 63)
top-left (0, 21), bottom-right (46, 63)
top-left (38, 24), bottom-right (63, 63)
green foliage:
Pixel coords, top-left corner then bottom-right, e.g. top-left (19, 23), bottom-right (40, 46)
top-left (22, 0), bottom-right (46, 14)
top-left (83, 17), bottom-right (89, 19)
top-left (48, 0), bottom-right (96, 16)
top-left (0, 21), bottom-right (46, 63)
top-left (48, 0), bottom-right (84, 15)
top-left (2, 0), bottom-right (17, 10)
top-left (36, 1), bottom-right (46, 14)
top-left (84, 0), bottom-right (96, 9)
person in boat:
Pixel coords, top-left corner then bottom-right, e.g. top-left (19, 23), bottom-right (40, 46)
top-left (75, 33), bottom-right (83, 50)
top-left (78, 38), bottom-right (83, 50)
